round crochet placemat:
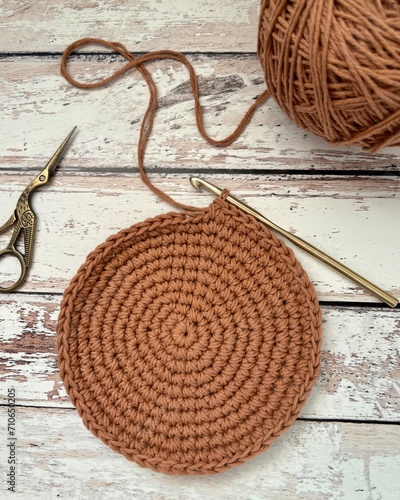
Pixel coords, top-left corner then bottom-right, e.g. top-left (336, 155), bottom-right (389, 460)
top-left (57, 195), bottom-right (322, 475)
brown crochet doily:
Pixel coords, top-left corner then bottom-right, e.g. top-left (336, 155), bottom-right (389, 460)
top-left (57, 194), bottom-right (322, 475)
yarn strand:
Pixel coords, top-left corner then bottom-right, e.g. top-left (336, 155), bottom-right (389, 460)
top-left (60, 37), bottom-right (270, 210)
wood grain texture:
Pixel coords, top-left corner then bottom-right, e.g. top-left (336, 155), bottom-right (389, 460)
top-left (1, 56), bottom-right (400, 172)
top-left (0, 0), bottom-right (260, 53)
top-left (1, 294), bottom-right (399, 422)
top-left (0, 173), bottom-right (398, 299)
top-left (0, 407), bottom-right (399, 500)
top-left (1, 0), bottom-right (399, 497)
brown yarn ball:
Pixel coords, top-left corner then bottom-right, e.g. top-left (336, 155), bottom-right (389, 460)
top-left (258, 0), bottom-right (400, 153)
top-left (57, 196), bottom-right (322, 475)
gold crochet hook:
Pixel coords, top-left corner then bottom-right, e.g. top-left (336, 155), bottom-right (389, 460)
top-left (190, 177), bottom-right (398, 308)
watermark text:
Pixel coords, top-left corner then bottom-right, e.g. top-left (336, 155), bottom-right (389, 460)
top-left (6, 387), bottom-right (17, 493)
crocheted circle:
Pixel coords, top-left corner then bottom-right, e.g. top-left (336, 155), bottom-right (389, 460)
top-left (57, 197), bottom-right (322, 475)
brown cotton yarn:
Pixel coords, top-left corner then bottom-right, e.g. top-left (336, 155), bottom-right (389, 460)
top-left (58, 38), bottom-right (322, 475)
top-left (57, 195), bottom-right (322, 475)
top-left (258, 0), bottom-right (400, 152)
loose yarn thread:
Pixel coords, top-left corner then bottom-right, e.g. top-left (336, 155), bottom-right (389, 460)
top-left (60, 38), bottom-right (270, 210)
top-left (258, 0), bottom-right (400, 152)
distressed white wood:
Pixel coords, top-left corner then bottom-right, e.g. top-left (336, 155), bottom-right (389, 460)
top-left (1, 295), bottom-right (399, 422)
top-left (1, 1), bottom-right (400, 498)
top-left (0, 173), bottom-right (398, 299)
top-left (0, 407), bottom-right (399, 499)
top-left (1, 57), bottom-right (400, 172)
top-left (0, 0), bottom-right (260, 53)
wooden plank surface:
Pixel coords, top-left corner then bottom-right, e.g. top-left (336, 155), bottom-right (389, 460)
top-left (0, 407), bottom-right (399, 500)
top-left (1, 295), bottom-right (399, 421)
top-left (1, 0), bottom-right (399, 498)
top-left (0, 173), bottom-right (398, 299)
top-left (0, 0), bottom-right (260, 53)
top-left (1, 56), bottom-right (400, 172)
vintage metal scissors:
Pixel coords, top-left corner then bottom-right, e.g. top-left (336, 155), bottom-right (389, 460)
top-left (0, 128), bottom-right (76, 292)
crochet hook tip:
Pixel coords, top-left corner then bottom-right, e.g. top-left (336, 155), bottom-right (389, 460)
top-left (190, 177), bottom-right (223, 197)
top-left (189, 177), bottom-right (201, 190)
top-left (190, 177), bottom-right (204, 190)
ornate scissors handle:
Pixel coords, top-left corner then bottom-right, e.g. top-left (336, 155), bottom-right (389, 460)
top-left (0, 128), bottom-right (76, 292)
top-left (0, 210), bottom-right (34, 292)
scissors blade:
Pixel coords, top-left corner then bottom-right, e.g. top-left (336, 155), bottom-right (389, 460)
top-left (40, 126), bottom-right (77, 180)
top-left (24, 127), bottom-right (77, 196)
